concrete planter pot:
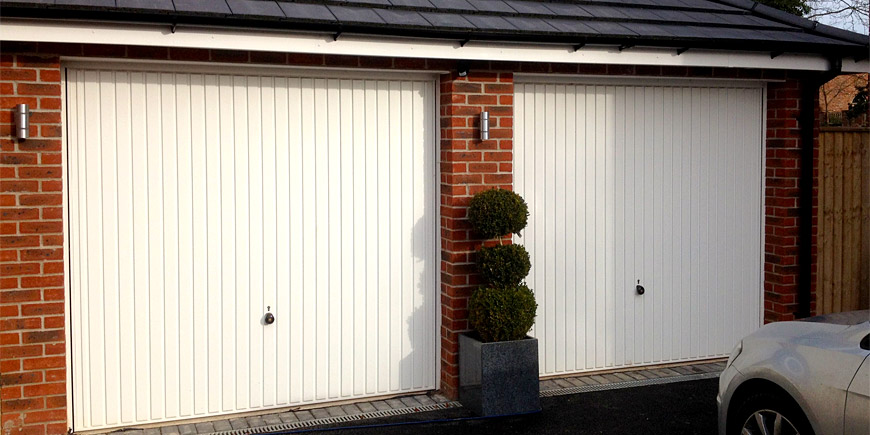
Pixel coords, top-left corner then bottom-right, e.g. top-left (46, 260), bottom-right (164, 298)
top-left (459, 333), bottom-right (541, 416)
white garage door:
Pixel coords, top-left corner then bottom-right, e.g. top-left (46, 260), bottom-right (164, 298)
top-left (66, 65), bottom-right (438, 431)
top-left (515, 78), bottom-right (764, 377)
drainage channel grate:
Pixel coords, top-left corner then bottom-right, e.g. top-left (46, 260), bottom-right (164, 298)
top-left (539, 371), bottom-right (721, 398)
top-left (212, 402), bottom-right (462, 435)
top-left (211, 371), bottom-right (720, 434)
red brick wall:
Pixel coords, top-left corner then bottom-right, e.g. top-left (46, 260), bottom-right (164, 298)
top-left (0, 41), bottom-right (820, 428)
top-left (763, 78), bottom-right (819, 322)
top-left (1, 52), bottom-right (67, 435)
top-left (438, 71), bottom-right (514, 398)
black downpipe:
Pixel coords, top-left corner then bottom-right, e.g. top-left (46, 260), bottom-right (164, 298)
top-left (796, 58), bottom-right (841, 318)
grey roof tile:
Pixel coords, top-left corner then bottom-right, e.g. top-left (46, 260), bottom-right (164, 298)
top-left (375, 8), bottom-right (431, 26)
top-left (173, 0), bottom-right (231, 14)
top-left (388, 0), bottom-right (434, 7)
top-left (463, 14), bottom-right (516, 30)
top-left (328, 5), bottom-right (385, 23)
top-left (504, 0), bottom-right (558, 15)
top-left (575, 4), bottom-right (628, 19)
top-left (583, 20), bottom-right (638, 36)
top-left (55, 0), bottom-right (113, 6)
top-left (620, 22), bottom-right (677, 38)
top-left (277, 2), bottom-right (336, 21)
top-left (544, 18), bottom-right (598, 34)
top-left (226, 0), bottom-right (284, 18)
top-left (117, 0), bottom-right (175, 11)
top-left (344, 0), bottom-right (392, 5)
top-left (541, 2), bottom-right (591, 18)
top-left (419, 11), bottom-right (475, 28)
top-left (503, 15), bottom-right (557, 32)
top-left (466, 0), bottom-right (515, 13)
top-left (428, 0), bottom-right (475, 10)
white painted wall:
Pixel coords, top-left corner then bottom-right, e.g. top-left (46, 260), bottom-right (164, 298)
top-left (515, 80), bottom-right (764, 376)
top-left (66, 66), bottom-right (438, 431)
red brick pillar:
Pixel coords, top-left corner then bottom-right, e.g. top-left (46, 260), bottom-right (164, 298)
top-left (763, 77), bottom-right (819, 322)
top-left (1, 51), bottom-right (68, 434)
top-left (438, 71), bottom-right (513, 398)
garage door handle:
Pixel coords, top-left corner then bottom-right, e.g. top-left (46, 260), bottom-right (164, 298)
top-left (636, 280), bottom-right (645, 295)
top-left (264, 312), bottom-right (275, 325)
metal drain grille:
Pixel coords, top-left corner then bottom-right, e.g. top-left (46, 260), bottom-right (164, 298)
top-left (205, 370), bottom-right (720, 434)
top-left (539, 371), bottom-right (721, 398)
top-left (212, 402), bottom-right (462, 435)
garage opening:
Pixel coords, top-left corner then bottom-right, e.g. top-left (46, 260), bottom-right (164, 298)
top-left (65, 64), bottom-right (438, 431)
top-left (514, 78), bottom-right (764, 376)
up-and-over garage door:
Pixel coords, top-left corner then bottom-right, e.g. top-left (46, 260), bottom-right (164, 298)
top-left (515, 78), bottom-right (764, 376)
top-left (66, 65), bottom-right (438, 431)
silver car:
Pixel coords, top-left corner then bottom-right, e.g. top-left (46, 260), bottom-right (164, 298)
top-left (717, 310), bottom-right (869, 435)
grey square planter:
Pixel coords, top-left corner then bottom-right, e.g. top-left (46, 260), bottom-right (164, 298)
top-left (459, 333), bottom-right (541, 416)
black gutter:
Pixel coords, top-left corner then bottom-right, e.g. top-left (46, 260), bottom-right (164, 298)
top-left (795, 57), bottom-right (841, 318)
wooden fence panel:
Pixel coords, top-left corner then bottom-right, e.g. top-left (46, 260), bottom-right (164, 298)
top-left (817, 127), bottom-right (870, 314)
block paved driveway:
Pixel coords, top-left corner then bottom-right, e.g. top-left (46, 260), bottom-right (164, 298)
top-left (273, 378), bottom-right (719, 435)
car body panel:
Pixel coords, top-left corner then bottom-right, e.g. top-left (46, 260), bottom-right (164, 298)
top-left (718, 312), bottom-right (870, 435)
top-left (844, 354), bottom-right (870, 435)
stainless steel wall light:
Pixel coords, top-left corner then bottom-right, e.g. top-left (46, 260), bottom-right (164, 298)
top-left (480, 110), bottom-right (490, 141)
top-left (15, 104), bottom-right (30, 140)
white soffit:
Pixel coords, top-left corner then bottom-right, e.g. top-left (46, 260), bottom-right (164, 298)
top-left (2, 18), bottom-right (867, 73)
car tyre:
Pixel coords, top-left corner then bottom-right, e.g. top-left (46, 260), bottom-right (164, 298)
top-left (729, 391), bottom-right (814, 435)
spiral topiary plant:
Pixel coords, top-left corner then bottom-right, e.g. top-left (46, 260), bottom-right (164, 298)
top-left (467, 188), bottom-right (529, 239)
top-left (467, 188), bottom-right (537, 343)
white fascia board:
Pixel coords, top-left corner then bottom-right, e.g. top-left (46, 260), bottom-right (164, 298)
top-left (2, 18), bottom-right (867, 73)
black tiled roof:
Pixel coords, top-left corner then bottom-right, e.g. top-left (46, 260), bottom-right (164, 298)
top-left (1, 0), bottom-right (867, 56)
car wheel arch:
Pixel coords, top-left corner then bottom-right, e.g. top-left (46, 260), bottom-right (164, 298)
top-left (726, 377), bottom-right (815, 435)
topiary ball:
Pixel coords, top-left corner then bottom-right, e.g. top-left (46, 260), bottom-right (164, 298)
top-left (468, 285), bottom-right (537, 343)
top-left (477, 244), bottom-right (531, 287)
top-left (467, 189), bottom-right (529, 239)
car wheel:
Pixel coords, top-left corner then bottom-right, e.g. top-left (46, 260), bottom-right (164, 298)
top-left (730, 392), bottom-right (814, 435)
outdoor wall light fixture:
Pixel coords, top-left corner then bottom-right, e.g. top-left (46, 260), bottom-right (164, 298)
top-left (480, 110), bottom-right (490, 141)
top-left (15, 104), bottom-right (30, 140)
top-left (457, 60), bottom-right (470, 77)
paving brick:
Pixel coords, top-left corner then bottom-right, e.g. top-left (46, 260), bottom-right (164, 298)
top-left (399, 396), bottom-right (422, 408)
top-left (325, 405), bottom-right (346, 417)
top-left (262, 414), bottom-right (282, 426)
top-left (602, 374), bottom-right (623, 383)
top-left (159, 426), bottom-right (180, 435)
top-left (357, 402), bottom-right (378, 413)
top-left (416, 395), bottom-right (436, 406)
top-left (553, 378), bottom-right (573, 388)
top-left (279, 412), bottom-right (299, 423)
top-left (341, 404), bottom-right (363, 415)
top-left (540, 379), bottom-right (560, 390)
top-left (311, 408), bottom-right (330, 419)
top-left (613, 372), bottom-right (635, 382)
top-left (228, 418), bottom-right (248, 429)
top-left (178, 423), bottom-right (197, 434)
top-left (625, 371), bottom-right (647, 380)
top-left (385, 398), bottom-right (405, 409)
top-left (432, 394), bottom-right (451, 403)
top-left (295, 410), bottom-right (315, 421)
top-left (588, 375), bottom-right (609, 384)
top-left (565, 377), bottom-right (586, 387)
top-left (144, 428), bottom-right (162, 435)
top-left (193, 422), bottom-right (214, 434)
top-left (672, 366), bottom-right (695, 375)
top-left (372, 400), bottom-right (392, 411)
top-left (244, 415), bottom-right (265, 428)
